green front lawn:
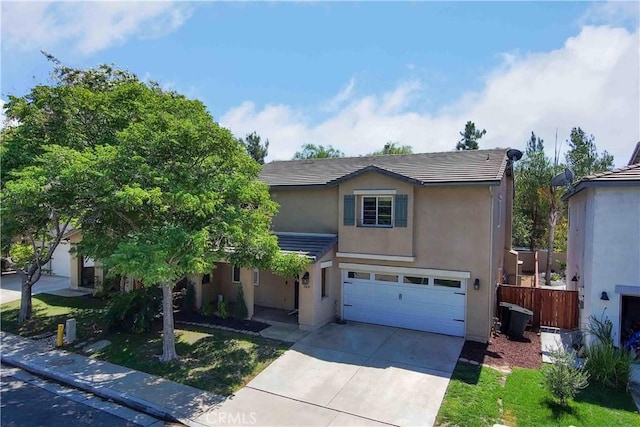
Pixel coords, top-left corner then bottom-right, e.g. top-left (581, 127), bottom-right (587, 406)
top-left (437, 362), bottom-right (639, 427)
top-left (0, 293), bottom-right (107, 339)
top-left (95, 327), bottom-right (288, 395)
top-left (1, 294), bottom-right (289, 396)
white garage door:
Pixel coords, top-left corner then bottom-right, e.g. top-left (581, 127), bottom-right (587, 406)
top-left (343, 268), bottom-right (466, 337)
top-left (49, 242), bottom-right (71, 277)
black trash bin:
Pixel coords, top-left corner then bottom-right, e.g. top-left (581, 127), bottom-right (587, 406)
top-left (508, 305), bottom-right (533, 339)
top-left (499, 302), bottom-right (517, 333)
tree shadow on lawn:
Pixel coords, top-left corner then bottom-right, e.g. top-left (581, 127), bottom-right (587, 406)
top-left (573, 382), bottom-right (638, 412)
top-left (97, 325), bottom-right (289, 396)
top-left (1, 294), bottom-right (105, 340)
top-left (542, 397), bottom-right (581, 421)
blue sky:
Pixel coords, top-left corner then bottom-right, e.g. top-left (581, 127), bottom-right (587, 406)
top-left (2, 1), bottom-right (639, 165)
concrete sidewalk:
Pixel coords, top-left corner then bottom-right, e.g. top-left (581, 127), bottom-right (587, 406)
top-left (0, 331), bottom-right (224, 426)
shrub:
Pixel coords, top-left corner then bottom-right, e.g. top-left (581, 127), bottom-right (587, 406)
top-left (103, 287), bottom-right (162, 333)
top-left (584, 314), bottom-right (633, 390)
top-left (585, 343), bottom-right (633, 390)
top-left (235, 286), bottom-right (248, 319)
top-left (217, 300), bottom-right (229, 319)
top-left (200, 301), bottom-right (214, 316)
top-left (542, 345), bottom-right (589, 405)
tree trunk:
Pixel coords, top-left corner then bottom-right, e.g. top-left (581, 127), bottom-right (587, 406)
top-left (18, 278), bottom-right (33, 323)
top-left (545, 207), bottom-right (558, 286)
top-left (160, 281), bottom-right (178, 362)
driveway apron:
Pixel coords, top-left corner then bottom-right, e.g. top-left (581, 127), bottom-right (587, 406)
top-left (202, 322), bottom-right (463, 427)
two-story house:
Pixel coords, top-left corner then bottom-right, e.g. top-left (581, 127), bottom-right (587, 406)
top-left (197, 148), bottom-right (518, 343)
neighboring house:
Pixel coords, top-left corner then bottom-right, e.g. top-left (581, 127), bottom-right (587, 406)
top-left (193, 148), bottom-right (519, 343)
top-left (564, 163), bottom-right (640, 348)
top-left (51, 229), bottom-right (104, 288)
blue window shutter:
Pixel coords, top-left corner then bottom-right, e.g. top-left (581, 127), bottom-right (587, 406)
top-left (344, 195), bottom-right (355, 226)
top-left (394, 194), bottom-right (408, 227)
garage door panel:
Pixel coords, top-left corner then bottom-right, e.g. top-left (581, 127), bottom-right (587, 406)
top-left (343, 276), bottom-right (466, 337)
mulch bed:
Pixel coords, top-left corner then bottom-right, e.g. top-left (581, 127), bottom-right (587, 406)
top-left (460, 330), bottom-right (542, 370)
top-left (174, 311), bottom-right (271, 333)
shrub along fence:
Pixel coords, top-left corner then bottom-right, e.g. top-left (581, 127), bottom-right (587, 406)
top-left (498, 284), bottom-right (579, 330)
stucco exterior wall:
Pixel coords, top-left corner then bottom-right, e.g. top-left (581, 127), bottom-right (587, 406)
top-left (338, 172), bottom-right (414, 257)
top-left (254, 269), bottom-right (296, 311)
top-left (335, 183), bottom-right (495, 342)
top-left (301, 249), bottom-right (340, 330)
top-left (271, 188), bottom-right (338, 233)
top-left (572, 187), bottom-right (640, 347)
top-left (415, 185), bottom-right (492, 342)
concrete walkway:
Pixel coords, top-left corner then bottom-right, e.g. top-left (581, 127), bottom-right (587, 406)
top-left (0, 331), bottom-right (224, 426)
top-left (0, 274), bottom-right (76, 304)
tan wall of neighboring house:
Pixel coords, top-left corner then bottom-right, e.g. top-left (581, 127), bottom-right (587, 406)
top-left (338, 172), bottom-right (415, 257)
top-left (270, 188), bottom-right (338, 233)
top-left (518, 251), bottom-right (567, 275)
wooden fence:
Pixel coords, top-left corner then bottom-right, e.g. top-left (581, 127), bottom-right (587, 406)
top-left (497, 285), bottom-right (579, 330)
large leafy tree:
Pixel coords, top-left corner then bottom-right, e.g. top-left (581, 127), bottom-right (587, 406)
top-left (0, 62), bottom-right (132, 322)
top-left (3, 62), bottom-right (305, 361)
top-left (293, 144), bottom-right (344, 159)
top-left (564, 127), bottom-right (614, 180)
top-left (368, 142), bottom-right (413, 156)
top-left (455, 121), bottom-right (486, 151)
top-left (240, 131), bottom-right (269, 165)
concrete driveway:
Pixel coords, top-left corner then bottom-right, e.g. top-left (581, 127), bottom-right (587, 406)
top-left (0, 274), bottom-right (71, 304)
top-left (199, 322), bottom-right (463, 427)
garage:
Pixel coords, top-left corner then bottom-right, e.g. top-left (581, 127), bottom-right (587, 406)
top-left (341, 264), bottom-right (468, 337)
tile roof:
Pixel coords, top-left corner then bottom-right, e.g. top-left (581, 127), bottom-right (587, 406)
top-left (260, 148), bottom-right (510, 188)
top-left (563, 163), bottom-right (640, 200)
top-left (275, 233), bottom-right (337, 261)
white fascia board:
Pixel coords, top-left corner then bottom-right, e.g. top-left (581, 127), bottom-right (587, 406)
top-left (337, 252), bottom-right (415, 263)
top-left (320, 260), bottom-right (333, 269)
top-left (274, 232), bottom-right (338, 238)
top-left (338, 262), bottom-right (471, 279)
top-left (352, 189), bottom-right (397, 195)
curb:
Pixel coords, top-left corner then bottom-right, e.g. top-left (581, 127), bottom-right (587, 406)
top-left (0, 353), bottom-right (209, 427)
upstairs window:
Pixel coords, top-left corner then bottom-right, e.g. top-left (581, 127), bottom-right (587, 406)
top-left (362, 196), bottom-right (392, 226)
top-left (232, 266), bottom-right (241, 283)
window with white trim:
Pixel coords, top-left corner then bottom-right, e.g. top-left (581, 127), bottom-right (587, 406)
top-left (253, 269), bottom-right (259, 286)
top-left (361, 196), bottom-right (392, 226)
top-left (232, 266), bottom-right (241, 283)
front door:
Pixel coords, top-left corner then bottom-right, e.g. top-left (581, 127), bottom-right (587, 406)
top-left (294, 279), bottom-right (300, 310)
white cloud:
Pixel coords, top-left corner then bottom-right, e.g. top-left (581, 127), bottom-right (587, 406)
top-left (321, 77), bottom-right (356, 112)
top-left (1, 1), bottom-right (192, 55)
top-left (580, 1), bottom-right (639, 28)
top-left (221, 25), bottom-right (639, 166)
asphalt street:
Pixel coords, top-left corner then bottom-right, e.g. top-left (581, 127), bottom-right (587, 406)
top-left (0, 364), bottom-right (163, 427)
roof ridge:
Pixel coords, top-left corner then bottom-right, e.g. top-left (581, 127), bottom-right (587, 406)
top-left (581, 163), bottom-right (640, 181)
top-left (267, 148), bottom-right (508, 164)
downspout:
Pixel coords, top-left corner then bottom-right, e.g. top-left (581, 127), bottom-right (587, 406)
top-left (488, 186), bottom-right (495, 341)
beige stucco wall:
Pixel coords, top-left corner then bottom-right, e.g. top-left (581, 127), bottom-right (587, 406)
top-left (518, 250), bottom-right (567, 275)
top-left (254, 269), bottom-right (296, 311)
top-left (299, 249), bottom-right (340, 330)
top-left (338, 172), bottom-right (414, 257)
top-left (413, 184), bottom-right (493, 342)
top-left (271, 188), bottom-right (338, 233)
